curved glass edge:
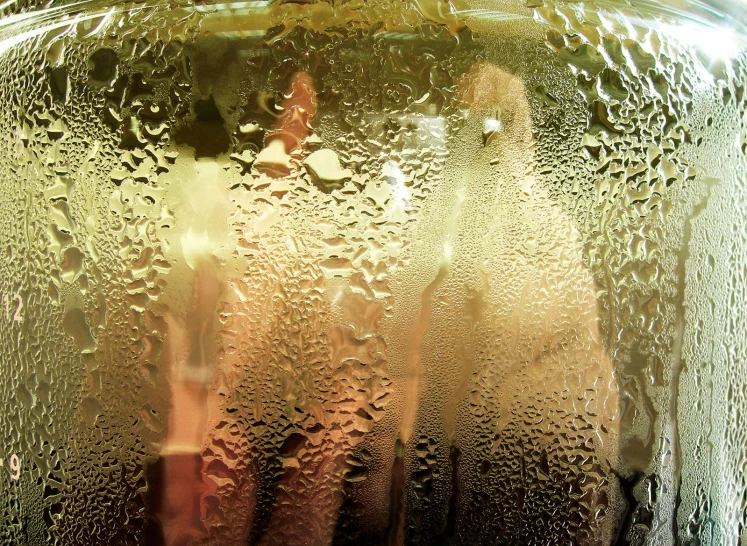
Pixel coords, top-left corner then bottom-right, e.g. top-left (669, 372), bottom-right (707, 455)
top-left (603, 0), bottom-right (747, 31)
top-left (0, 0), bottom-right (745, 29)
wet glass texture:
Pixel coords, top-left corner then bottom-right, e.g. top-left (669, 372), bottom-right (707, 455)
top-left (0, 0), bottom-right (745, 544)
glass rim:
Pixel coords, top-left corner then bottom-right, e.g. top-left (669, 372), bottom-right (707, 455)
top-left (0, 0), bottom-right (746, 35)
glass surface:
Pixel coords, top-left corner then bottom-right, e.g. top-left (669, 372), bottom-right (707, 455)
top-left (0, 1), bottom-right (745, 545)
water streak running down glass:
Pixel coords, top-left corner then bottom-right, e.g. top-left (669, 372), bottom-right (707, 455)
top-left (0, 1), bottom-right (744, 545)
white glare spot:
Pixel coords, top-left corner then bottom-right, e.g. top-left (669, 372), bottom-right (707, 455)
top-left (383, 161), bottom-right (410, 206)
top-left (181, 229), bottom-right (212, 270)
top-left (665, 23), bottom-right (741, 63)
top-left (484, 117), bottom-right (503, 134)
top-left (443, 241), bottom-right (453, 262)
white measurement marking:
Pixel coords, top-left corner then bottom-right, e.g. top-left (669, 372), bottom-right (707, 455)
top-left (1, 294), bottom-right (22, 322)
top-left (9, 454), bottom-right (20, 481)
top-left (0, 455), bottom-right (20, 481)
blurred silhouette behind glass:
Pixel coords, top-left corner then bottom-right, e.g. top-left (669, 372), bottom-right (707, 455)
top-left (0, 2), bottom-right (744, 546)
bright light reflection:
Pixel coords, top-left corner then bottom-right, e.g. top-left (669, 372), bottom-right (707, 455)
top-left (443, 241), bottom-right (453, 262)
top-left (383, 161), bottom-right (409, 206)
top-left (664, 22), bottom-right (741, 62)
top-left (0, 9), bottom-right (113, 56)
top-left (194, 1), bottom-right (270, 13)
top-left (484, 117), bottom-right (503, 135)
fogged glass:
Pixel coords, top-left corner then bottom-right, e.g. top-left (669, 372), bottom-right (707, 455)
top-left (0, 0), bottom-right (744, 544)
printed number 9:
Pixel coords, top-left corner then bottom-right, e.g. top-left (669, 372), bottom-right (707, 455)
top-left (9, 454), bottom-right (19, 481)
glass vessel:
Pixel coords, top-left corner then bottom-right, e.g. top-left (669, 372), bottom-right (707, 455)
top-left (0, 0), bottom-right (744, 544)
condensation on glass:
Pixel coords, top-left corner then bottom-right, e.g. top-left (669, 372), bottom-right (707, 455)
top-left (0, 0), bottom-right (744, 544)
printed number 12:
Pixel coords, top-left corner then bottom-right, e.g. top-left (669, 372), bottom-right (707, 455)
top-left (3, 295), bottom-right (22, 322)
